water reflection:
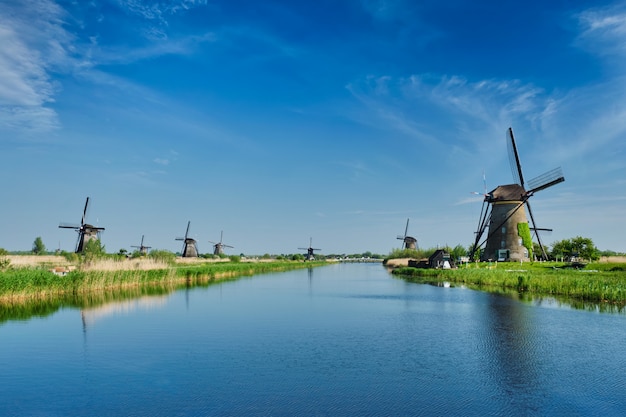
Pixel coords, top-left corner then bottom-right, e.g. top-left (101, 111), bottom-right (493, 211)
top-left (81, 295), bottom-right (168, 329)
top-left (1, 286), bottom-right (174, 325)
top-left (481, 294), bottom-right (541, 407)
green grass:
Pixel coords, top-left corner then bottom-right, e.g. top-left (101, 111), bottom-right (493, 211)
top-left (0, 260), bottom-right (327, 301)
top-left (392, 262), bottom-right (626, 308)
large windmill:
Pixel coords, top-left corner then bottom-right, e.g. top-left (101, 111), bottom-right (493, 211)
top-left (59, 197), bottom-right (105, 253)
top-left (397, 218), bottom-right (418, 249)
top-left (298, 238), bottom-right (321, 261)
top-left (131, 235), bottom-right (152, 255)
top-left (209, 231), bottom-right (233, 255)
top-left (176, 221), bottom-right (198, 257)
top-left (470, 128), bottom-right (564, 262)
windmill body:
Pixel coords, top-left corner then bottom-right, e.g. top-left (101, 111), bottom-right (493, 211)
top-left (298, 238), bottom-right (321, 261)
top-left (397, 218), bottom-right (418, 250)
top-left (131, 235), bottom-right (152, 255)
top-left (470, 128), bottom-right (564, 262)
top-left (58, 197), bottom-right (105, 253)
top-left (209, 231), bottom-right (234, 255)
top-left (482, 185), bottom-right (530, 262)
top-left (176, 221), bottom-right (198, 257)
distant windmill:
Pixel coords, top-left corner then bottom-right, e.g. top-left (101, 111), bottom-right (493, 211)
top-left (131, 235), bottom-right (152, 255)
top-left (176, 221), bottom-right (198, 257)
top-left (397, 218), bottom-right (418, 249)
top-left (470, 128), bottom-right (564, 262)
top-left (59, 197), bottom-right (105, 253)
top-left (298, 237), bottom-right (321, 261)
top-left (209, 231), bottom-right (233, 255)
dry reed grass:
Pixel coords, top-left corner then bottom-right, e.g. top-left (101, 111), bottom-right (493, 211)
top-left (81, 258), bottom-right (170, 271)
top-left (7, 255), bottom-right (70, 266)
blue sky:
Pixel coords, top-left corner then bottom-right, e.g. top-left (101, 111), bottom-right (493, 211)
top-left (1, 0), bottom-right (625, 256)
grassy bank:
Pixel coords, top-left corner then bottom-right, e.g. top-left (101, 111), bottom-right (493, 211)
top-left (391, 262), bottom-right (626, 307)
top-left (0, 259), bottom-right (327, 302)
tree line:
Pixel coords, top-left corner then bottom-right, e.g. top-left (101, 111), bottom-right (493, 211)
top-left (0, 235), bottom-right (621, 263)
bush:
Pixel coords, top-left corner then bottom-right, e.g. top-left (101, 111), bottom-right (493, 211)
top-left (148, 250), bottom-right (176, 264)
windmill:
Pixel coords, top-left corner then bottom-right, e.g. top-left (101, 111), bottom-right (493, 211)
top-left (131, 235), bottom-right (152, 255)
top-left (470, 128), bottom-right (564, 262)
top-left (176, 221), bottom-right (198, 257)
top-left (209, 231), bottom-right (233, 255)
top-left (298, 237), bottom-right (321, 261)
top-left (397, 218), bottom-right (418, 249)
top-left (58, 197), bottom-right (105, 253)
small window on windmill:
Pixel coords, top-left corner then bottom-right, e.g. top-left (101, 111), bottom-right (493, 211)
top-left (518, 238), bottom-right (523, 246)
top-left (501, 227), bottom-right (506, 234)
top-left (501, 240), bottom-right (506, 248)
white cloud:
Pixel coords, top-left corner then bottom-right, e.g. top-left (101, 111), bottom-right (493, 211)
top-left (346, 73), bottom-right (545, 149)
top-left (0, 0), bottom-right (72, 132)
top-left (575, 2), bottom-right (626, 56)
top-left (115, 0), bottom-right (209, 40)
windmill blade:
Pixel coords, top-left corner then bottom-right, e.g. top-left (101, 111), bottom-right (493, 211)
top-left (527, 167), bottom-right (565, 194)
top-left (185, 221), bottom-right (191, 239)
top-left (140, 235), bottom-right (145, 246)
top-left (222, 244), bottom-right (234, 249)
top-left (469, 200), bottom-right (491, 261)
top-left (59, 222), bottom-right (81, 229)
top-left (524, 200), bottom-right (549, 260)
top-left (404, 218), bottom-right (409, 238)
top-left (75, 233), bottom-right (82, 253)
top-left (82, 197), bottom-right (90, 226)
top-left (507, 128), bottom-right (525, 187)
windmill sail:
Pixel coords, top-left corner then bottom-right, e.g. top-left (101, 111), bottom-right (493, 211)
top-left (471, 128), bottom-right (565, 262)
top-left (59, 197), bottom-right (105, 253)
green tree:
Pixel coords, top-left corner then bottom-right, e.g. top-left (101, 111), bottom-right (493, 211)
top-left (551, 236), bottom-right (599, 261)
top-left (83, 238), bottom-right (105, 262)
top-left (148, 249), bottom-right (176, 264)
top-left (32, 237), bottom-right (46, 255)
top-left (450, 244), bottom-right (467, 261)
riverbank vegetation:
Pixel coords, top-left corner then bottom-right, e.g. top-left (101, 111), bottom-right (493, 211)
top-left (0, 253), bottom-right (327, 303)
top-left (391, 261), bottom-right (626, 309)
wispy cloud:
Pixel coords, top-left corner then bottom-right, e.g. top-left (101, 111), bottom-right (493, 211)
top-left (574, 2), bottom-right (626, 57)
top-left (346, 73), bottom-right (545, 149)
top-left (92, 32), bottom-right (216, 65)
top-left (0, 0), bottom-right (74, 132)
top-left (115, 0), bottom-right (209, 40)
top-left (153, 158), bottom-right (170, 165)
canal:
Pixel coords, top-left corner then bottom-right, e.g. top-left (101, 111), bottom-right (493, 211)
top-left (1, 263), bottom-right (624, 416)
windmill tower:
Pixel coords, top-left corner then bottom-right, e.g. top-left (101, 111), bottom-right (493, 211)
top-left (176, 221), bottom-right (198, 257)
top-left (58, 197), bottom-right (105, 253)
top-left (131, 235), bottom-right (152, 255)
top-left (397, 218), bottom-right (418, 249)
top-left (470, 128), bottom-right (564, 262)
top-left (209, 231), bottom-right (234, 255)
top-left (298, 237), bottom-right (321, 261)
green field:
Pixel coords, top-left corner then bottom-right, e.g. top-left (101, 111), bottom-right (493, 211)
top-left (0, 259), bottom-right (327, 301)
top-left (391, 262), bottom-right (626, 311)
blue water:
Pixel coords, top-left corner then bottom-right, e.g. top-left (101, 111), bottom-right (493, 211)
top-left (1, 263), bottom-right (625, 416)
